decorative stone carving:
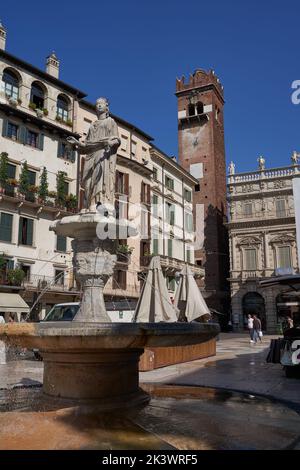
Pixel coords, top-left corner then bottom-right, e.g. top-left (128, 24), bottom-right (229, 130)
top-left (237, 236), bottom-right (262, 246)
top-left (72, 237), bottom-right (117, 322)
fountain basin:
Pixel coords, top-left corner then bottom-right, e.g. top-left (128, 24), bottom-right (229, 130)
top-left (0, 322), bottom-right (219, 409)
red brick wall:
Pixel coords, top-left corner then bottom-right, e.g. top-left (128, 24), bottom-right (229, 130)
top-left (176, 70), bottom-right (229, 313)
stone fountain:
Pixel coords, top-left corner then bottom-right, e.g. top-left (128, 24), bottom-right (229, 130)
top-left (0, 97), bottom-right (219, 410)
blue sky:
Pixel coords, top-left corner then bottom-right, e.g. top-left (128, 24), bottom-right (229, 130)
top-left (3, 0), bottom-right (300, 172)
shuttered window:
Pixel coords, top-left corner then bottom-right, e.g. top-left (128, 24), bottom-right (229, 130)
top-left (277, 246), bottom-right (291, 268)
top-left (245, 248), bottom-right (257, 270)
top-left (165, 175), bottom-right (174, 190)
top-left (0, 212), bottom-right (13, 242)
top-left (168, 239), bottom-right (173, 257)
top-left (6, 164), bottom-right (16, 197)
top-left (152, 237), bottom-right (159, 255)
top-left (276, 199), bottom-right (286, 217)
top-left (57, 235), bottom-right (67, 252)
top-left (18, 217), bottom-right (33, 246)
top-left (185, 212), bottom-right (193, 232)
top-left (166, 203), bottom-right (175, 225)
top-left (152, 194), bottom-right (158, 216)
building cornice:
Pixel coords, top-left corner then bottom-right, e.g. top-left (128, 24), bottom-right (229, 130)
top-left (227, 216), bottom-right (295, 230)
top-left (150, 147), bottom-right (198, 185)
top-left (0, 50), bottom-right (87, 98)
top-left (117, 154), bottom-right (152, 178)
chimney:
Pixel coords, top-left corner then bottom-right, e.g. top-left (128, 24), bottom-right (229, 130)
top-left (46, 52), bottom-right (60, 78)
top-left (0, 20), bottom-right (7, 50)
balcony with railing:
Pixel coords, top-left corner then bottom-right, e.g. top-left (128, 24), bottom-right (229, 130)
top-left (228, 165), bottom-right (299, 185)
top-left (0, 185), bottom-right (77, 214)
top-left (22, 274), bottom-right (79, 293)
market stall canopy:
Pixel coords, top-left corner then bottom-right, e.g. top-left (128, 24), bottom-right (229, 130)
top-left (0, 293), bottom-right (29, 318)
top-left (174, 265), bottom-right (210, 322)
top-left (133, 256), bottom-right (178, 322)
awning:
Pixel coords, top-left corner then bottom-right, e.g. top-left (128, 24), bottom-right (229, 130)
top-left (0, 293), bottom-right (30, 313)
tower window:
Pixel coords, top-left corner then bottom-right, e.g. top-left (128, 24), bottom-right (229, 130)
top-left (196, 102), bottom-right (204, 114)
top-left (188, 103), bottom-right (195, 116)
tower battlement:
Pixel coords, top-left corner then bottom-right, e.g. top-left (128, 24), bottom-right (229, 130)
top-left (176, 69), bottom-right (224, 96)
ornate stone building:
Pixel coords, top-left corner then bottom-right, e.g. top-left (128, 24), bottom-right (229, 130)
top-left (227, 156), bottom-right (299, 333)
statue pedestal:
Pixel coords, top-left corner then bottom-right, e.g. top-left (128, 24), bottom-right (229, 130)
top-left (50, 211), bottom-right (135, 322)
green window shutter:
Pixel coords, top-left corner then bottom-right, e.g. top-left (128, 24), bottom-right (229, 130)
top-left (7, 259), bottom-right (14, 270)
top-left (7, 164), bottom-right (16, 178)
top-left (38, 133), bottom-right (44, 150)
top-left (2, 119), bottom-right (8, 137)
top-left (19, 126), bottom-right (27, 144)
top-left (57, 235), bottom-right (67, 252)
top-left (26, 218), bottom-right (33, 246)
top-left (0, 212), bottom-right (13, 242)
top-left (168, 239), bottom-right (173, 257)
top-left (71, 149), bottom-right (76, 162)
top-left (28, 170), bottom-right (36, 185)
top-left (57, 141), bottom-right (63, 158)
top-left (153, 238), bottom-right (158, 255)
top-left (18, 217), bottom-right (23, 244)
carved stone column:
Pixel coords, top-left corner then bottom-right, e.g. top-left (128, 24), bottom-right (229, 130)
top-left (72, 238), bottom-right (117, 322)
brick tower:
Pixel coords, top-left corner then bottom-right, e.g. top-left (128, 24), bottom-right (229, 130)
top-left (176, 69), bottom-right (229, 315)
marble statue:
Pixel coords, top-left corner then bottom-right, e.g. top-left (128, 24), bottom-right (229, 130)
top-left (257, 155), bottom-right (265, 170)
top-left (291, 151), bottom-right (299, 165)
top-left (67, 97), bottom-right (120, 211)
top-left (228, 161), bottom-right (235, 175)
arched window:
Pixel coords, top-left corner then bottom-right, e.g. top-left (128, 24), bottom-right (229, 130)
top-left (196, 102), bottom-right (204, 114)
top-left (57, 94), bottom-right (70, 122)
top-left (2, 69), bottom-right (19, 100)
top-left (188, 103), bottom-right (195, 116)
top-left (30, 81), bottom-right (45, 110)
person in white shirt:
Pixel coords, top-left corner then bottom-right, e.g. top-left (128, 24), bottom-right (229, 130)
top-left (247, 314), bottom-right (254, 343)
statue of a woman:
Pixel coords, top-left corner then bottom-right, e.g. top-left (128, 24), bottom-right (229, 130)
top-left (67, 97), bottom-right (120, 211)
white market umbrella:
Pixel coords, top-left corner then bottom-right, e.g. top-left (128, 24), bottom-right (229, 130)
top-left (133, 256), bottom-right (178, 322)
top-left (174, 265), bottom-right (210, 322)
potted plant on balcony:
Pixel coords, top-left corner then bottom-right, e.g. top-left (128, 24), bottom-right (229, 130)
top-left (7, 268), bottom-right (25, 286)
top-left (0, 152), bottom-right (8, 194)
top-left (65, 193), bottom-right (78, 213)
top-left (56, 171), bottom-right (67, 208)
top-left (117, 244), bottom-right (134, 263)
top-left (38, 167), bottom-right (48, 204)
top-left (55, 115), bottom-right (62, 122)
top-left (46, 190), bottom-right (57, 207)
top-left (18, 161), bottom-right (29, 200)
top-left (8, 96), bottom-right (18, 107)
top-left (43, 108), bottom-right (48, 116)
top-left (28, 185), bottom-right (39, 202)
top-left (29, 102), bottom-right (37, 111)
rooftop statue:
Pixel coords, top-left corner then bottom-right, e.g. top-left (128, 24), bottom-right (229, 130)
top-left (228, 161), bottom-right (235, 175)
top-left (257, 155), bottom-right (265, 170)
top-left (67, 97), bottom-right (120, 211)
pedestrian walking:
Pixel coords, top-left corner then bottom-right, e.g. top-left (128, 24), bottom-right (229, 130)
top-left (253, 315), bottom-right (262, 343)
top-left (247, 314), bottom-right (254, 343)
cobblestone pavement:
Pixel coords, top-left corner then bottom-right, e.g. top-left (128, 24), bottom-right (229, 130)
top-left (0, 334), bottom-right (299, 408)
